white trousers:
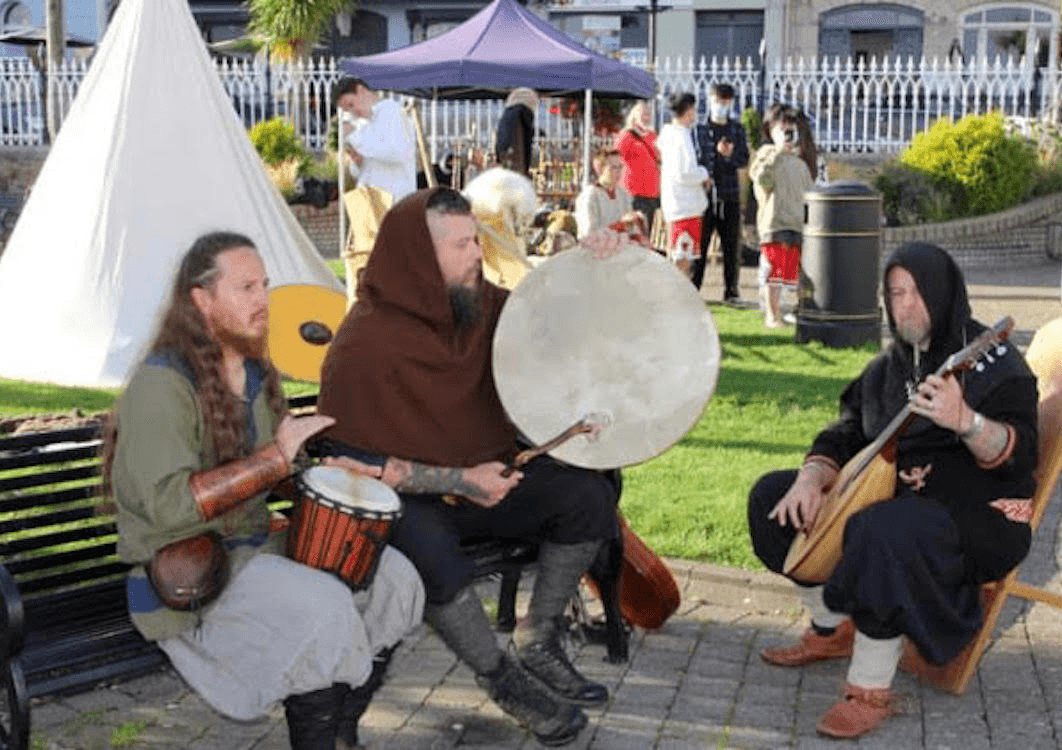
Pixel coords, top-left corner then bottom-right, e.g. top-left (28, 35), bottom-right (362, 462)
top-left (160, 547), bottom-right (424, 720)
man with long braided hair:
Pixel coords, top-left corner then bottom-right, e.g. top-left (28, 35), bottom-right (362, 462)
top-left (109, 231), bottom-right (424, 749)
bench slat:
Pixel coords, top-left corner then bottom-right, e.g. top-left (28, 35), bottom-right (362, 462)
top-left (8, 541), bottom-right (116, 577)
top-left (0, 444), bottom-right (101, 471)
top-left (16, 560), bottom-right (127, 597)
top-left (1, 522), bottom-right (115, 557)
top-left (0, 463), bottom-right (99, 494)
top-left (0, 503), bottom-right (98, 537)
top-left (0, 426), bottom-right (101, 452)
top-left (0, 484), bottom-right (102, 516)
top-left (27, 644), bottom-right (165, 699)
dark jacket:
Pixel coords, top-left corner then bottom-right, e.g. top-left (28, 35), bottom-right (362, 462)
top-left (495, 104), bottom-right (535, 177)
top-left (694, 118), bottom-right (749, 202)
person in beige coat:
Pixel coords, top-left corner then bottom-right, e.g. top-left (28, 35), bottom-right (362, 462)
top-left (750, 104), bottom-right (815, 328)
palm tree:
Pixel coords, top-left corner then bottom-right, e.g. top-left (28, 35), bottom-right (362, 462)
top-left (246, 0), bottom-right (349, 61)
top-left (247, 0), bottom-right (349, 137)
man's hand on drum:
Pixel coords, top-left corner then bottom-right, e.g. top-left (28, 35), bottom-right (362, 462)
top-left (579, 227), bottom-right (625, 260)
top-left (321, 455), bottom-right (384, 479)
top-left (910, 373), bottom-right (969, 433)
top-left (461, 461), bottom-right (523, 507)
top-left (275, 414), bottom-right (335, 464)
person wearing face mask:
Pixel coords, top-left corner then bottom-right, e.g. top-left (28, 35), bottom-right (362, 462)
top-left (692, 83), bottom-right (749, 299)
top-left (749, 104), bottom-right (815, 328)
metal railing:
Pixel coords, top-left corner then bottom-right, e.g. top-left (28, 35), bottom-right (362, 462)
top-left (5, 54), bottom-right (1062, 155)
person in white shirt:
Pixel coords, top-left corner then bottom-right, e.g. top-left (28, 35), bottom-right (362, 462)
top-left (335, 77), bottom-right (417, 203)
top-left (657, 92), bottom-right (710, 276)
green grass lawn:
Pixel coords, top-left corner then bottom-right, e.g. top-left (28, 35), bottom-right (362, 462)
top-left (0, 305), bottom-right (875, 569)
top-left (622, 305), bottom-right (875, 569)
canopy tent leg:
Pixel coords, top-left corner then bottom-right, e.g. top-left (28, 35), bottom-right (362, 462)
top-left (582, 88), bottom-right (592, 186)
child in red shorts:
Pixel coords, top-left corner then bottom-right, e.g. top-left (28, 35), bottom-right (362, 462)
top-left (750, 104), bottom-right (815, 328)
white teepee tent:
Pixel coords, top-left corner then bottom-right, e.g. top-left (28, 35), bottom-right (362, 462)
top-left (0, 0), bottom-right (340, 387)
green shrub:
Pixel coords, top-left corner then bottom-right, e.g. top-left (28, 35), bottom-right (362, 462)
top-left (874, 161), bottom-right (955, 226)
top-left (301, 152), bottom-right (340, 181)
top-left (900, 112), bottom-right (1037, 218)
top-left (1031, 160), bottom-right (1062, 198)
top-left (741, 107), bottom-right (763, 150)
top-left (249, 117), bottom-right (308, 169)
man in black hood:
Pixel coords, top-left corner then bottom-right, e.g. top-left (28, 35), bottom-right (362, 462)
top-left (746, 242), bottom-right (1038, 739)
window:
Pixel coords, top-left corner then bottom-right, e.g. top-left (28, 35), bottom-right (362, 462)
top-left (818, 4), bottom-right (923, 61)
top-left (961, 3), bottom-right (1057, 64)
top-left (695, 11), bottom-right (764, 62)
top-left (2, 1), bottom-right (28, 29)
top-left (549, 12), bottom-right (649, 59)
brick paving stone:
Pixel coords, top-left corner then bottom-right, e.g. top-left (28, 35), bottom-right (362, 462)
top-left (793, 735), bottom-right (841, 750)
top-left (687, 655), bottom-right (747, 681)
top-left (669, 694), bottom-right (733, 723)
top-left (723, 723), bottom-right (793, 748)
top-left (923, 731), bottom-right (991, 750)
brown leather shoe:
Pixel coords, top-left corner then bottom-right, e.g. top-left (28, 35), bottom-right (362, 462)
top-left (816, 682), bottom-right (898, 739)
top-left (761, 618), bottom-right (855, 667)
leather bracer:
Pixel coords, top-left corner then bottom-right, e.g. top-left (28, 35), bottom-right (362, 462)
top-left (190, 442), bottom-right (291, 521)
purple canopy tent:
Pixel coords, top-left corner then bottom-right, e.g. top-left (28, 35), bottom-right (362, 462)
top-left (341, 0), bottom-right (653, 100)
top-left (340, 0), bottom-right (655, 200)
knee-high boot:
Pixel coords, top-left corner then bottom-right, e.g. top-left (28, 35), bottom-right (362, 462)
top-left (335, 645), bottom-right (398, 749)
top-left (282, 684), bottom-right (345, 750)
top-left (428, 586), bottom-right (587, 747)
top-left (514, 540), bottom-right (609, 707)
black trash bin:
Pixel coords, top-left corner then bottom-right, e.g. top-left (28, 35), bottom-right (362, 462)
top-left (796, 181), bottom-right (881, 348)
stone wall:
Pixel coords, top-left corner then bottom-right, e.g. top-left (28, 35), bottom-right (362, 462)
top-left (289, 201), bottom-right (341, 259)
top-left (881, 191), bottom-right (1062, 267)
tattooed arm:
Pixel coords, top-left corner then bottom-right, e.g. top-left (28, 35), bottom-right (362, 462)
top-left (381, 458), bottom-right (522, 508)
top-left (322, 443), bottom-right (523, 508)
top-left (911, 374), bottom-right (1016, 468)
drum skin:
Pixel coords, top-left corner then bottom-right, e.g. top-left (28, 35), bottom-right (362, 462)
top-left (492, 246), bottom-right (720, 469)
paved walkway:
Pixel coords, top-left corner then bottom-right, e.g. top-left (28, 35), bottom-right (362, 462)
top-left (27, 257), bottom-right (1062, 750)
top-left (29, 487), bottom-right (1062, 750)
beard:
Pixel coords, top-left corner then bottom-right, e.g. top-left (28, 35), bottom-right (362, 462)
top-left (893, 319), bottom-right (930, 350)
top-left (215, 327), bottom-right (267, 360)
top-left (448, 285), bottom-right (482, 330)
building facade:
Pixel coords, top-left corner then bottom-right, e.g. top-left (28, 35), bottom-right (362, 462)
top-left (546, 0), bottom-right (1060, 68)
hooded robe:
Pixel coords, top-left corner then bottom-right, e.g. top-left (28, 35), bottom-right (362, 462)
top-left (750, 243), bottom-right (1037, 664)
top-left (319, 188), bottom-right (518, 467)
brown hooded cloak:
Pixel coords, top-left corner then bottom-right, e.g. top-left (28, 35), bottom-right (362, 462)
top-left (318, 188), bottom-right (518, 466)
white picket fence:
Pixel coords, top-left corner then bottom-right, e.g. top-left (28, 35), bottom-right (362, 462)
top-left (5, 54), bottom-right (1062, 155)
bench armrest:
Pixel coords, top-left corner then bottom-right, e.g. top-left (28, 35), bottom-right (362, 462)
top-left (0, 562), bottom-right (25, 662)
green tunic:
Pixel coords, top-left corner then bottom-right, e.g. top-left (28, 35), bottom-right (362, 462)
top-left (113, 352), bottom-right (283, 641)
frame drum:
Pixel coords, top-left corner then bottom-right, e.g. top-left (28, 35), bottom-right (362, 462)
top-left (492, 245), bottom-right (720, 469)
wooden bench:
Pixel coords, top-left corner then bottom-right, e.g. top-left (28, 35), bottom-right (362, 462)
top-left (0, 394), bottom-right (627, 750)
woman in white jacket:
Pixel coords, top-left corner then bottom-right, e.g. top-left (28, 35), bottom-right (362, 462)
top-left (658, 92), bottom-right (710, 275)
